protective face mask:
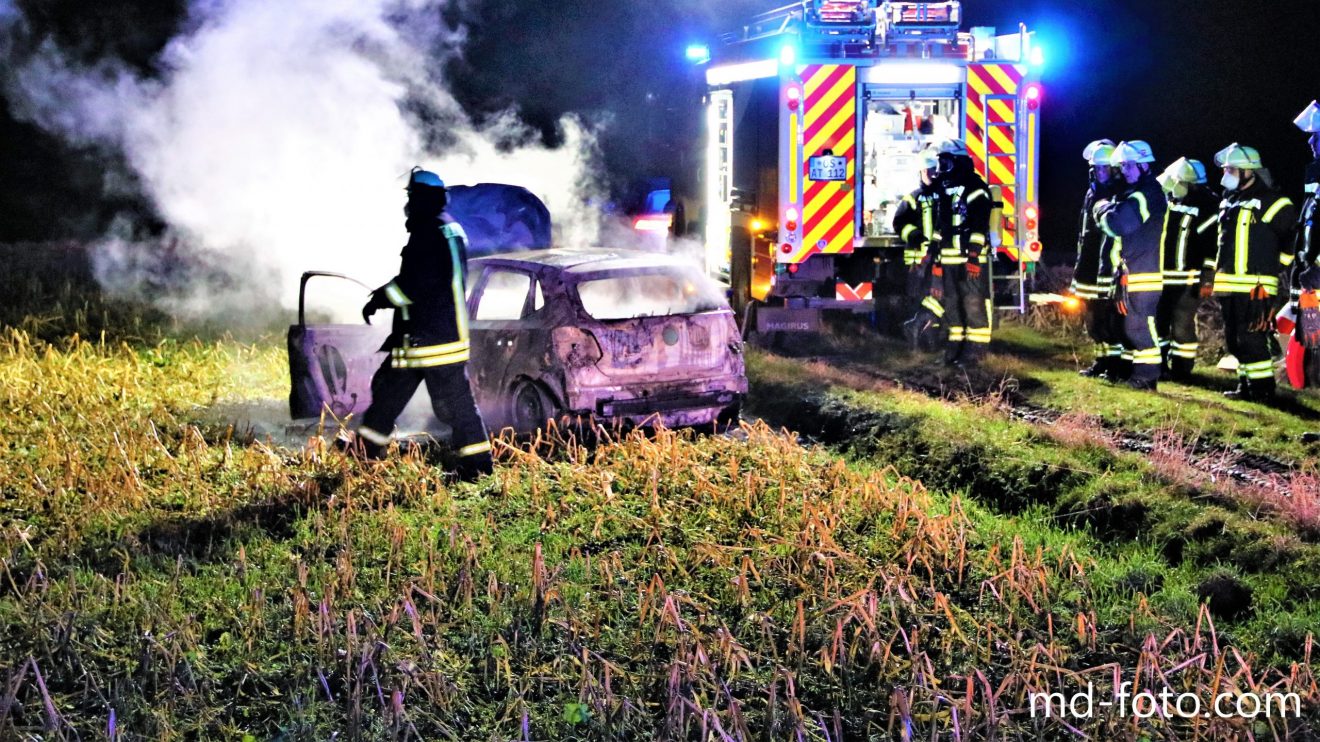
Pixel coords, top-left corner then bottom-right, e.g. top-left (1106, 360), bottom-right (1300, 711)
top-left (1221, 172), bottom-right (1241, 191)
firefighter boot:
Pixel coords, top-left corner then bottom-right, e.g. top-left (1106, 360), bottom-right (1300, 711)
top-left (1167, 356), bottom-right (1195, 382)
top-left (1249, 377), bottom-right (1278, 404)
top-left (1104, 357), bottom-right (1133, 383)
top-left (1223, 377), bottom-right (1251, 400)
top-left (1079, 356), bottom-right (1111, 377)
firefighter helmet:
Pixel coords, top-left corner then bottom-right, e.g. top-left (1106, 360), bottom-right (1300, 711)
top-left (1085, 142), bottom-right (1116, 166)
top-left (1295, 101), bottom-right (1320, 133)
top-left (1082, 139), bottom-right (1115, 162)
top-left (1214, 143), bottom-right (1263, 170)
top-left (407, 167), bottom-right (446, 191)
top-left (935, 138), bottom-right (969, 157)
top-left (1109, 140), bottom-right (1156, 166)
top-left (1158, 157), bottom-right (1208, 188)
top-left (918, 149), bottom-right (939, 170)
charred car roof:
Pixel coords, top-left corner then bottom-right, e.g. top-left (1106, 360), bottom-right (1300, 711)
top-left (471, 247), bottom-right (697, 275)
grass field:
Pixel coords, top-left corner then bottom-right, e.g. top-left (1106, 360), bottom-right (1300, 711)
top-left (1, 262), bottom-right (1318, 739)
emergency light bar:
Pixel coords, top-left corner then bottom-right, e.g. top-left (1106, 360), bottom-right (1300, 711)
top-left (705, 59), bottom-right (778, 86)
top-left (889, 1), bottom-right (960, 26)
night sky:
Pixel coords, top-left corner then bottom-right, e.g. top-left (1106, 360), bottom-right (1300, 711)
top-left (2, 0), bottom-right (1318, 260)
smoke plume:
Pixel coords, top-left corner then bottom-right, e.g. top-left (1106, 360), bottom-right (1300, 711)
top-left (1, 0), bottom-right (603, 319)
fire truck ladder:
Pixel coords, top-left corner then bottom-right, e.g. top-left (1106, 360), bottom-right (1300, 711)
top-left (981, 101), bottom-right (1029, 313)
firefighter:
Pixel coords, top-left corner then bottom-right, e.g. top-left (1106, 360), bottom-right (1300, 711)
top-left (352, 168), bottom-right (494, 478)
top-left (932, 138), bottom-right (993, 366)
top-left (1094, 140), bottom-right (1168, 390)
top-left (1155, 157), bottom-right (1219, 381)
top-left (894, 149), bottom-right (946, 349)
top-left (1074, 139), bottom-right (1122, 377)
top-left (1289, 101), bottom-right (1320, 386)
top-left (1204, 144), bottom-right (1298, 402)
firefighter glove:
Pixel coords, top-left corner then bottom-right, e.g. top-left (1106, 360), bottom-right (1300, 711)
top-left (1301, 290), bottom-right (1320, 348)
top-left (965, 262), bottom-right (982, 280)
top-left (1248, 284), bottom-right (1273, 333)
top-left (1199, 266), bottom-right (1216, 299)
top-left (930, 265), bottom-right (944, 301)
top-left (1115, 273), bottom-right (1130, 316)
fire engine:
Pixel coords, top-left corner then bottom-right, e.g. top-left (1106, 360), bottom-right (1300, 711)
top-left (697, 0), bottom-right (1044, 333)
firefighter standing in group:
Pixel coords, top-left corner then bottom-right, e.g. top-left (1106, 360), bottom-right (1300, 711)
top-left (352, 168), bottom-right (494, 478)
top-left (1289, 101), bottom-right (1320, 386)
top-left (932, 138), bottom-right (993, 366)
top-left (1073, 139), bottom-right (1123, 378)
top-left (893, 149), bottom-right (946, 349)
top-left (1094, 140), bottom-right (1168, 391)
top-left (1155, 157), bottom-right (1219, 381)
top-left (1204, 144), bottom-right (1297, 402)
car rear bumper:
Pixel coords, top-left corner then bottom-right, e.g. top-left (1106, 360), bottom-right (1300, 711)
top-left (567, 376), bottom-right (747, 428)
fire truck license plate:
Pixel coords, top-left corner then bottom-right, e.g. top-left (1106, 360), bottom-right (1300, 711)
top-left (808, 155), bottom-right (848, 181)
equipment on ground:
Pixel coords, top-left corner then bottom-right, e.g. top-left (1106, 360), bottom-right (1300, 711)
top-left (698, 1), bottom-right (1045, 333)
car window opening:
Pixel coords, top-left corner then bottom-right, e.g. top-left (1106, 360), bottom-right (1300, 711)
top-left (576, 269), bottom-right (725, 321)
top-left (475, 270), bottom-right (532, 321)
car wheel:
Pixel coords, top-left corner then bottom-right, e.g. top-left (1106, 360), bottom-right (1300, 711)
top-left (510, 380), bottom-right (558, 434)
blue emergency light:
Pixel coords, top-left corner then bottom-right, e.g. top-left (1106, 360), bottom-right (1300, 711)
top-left (686, 44), bottom-right (711, 64)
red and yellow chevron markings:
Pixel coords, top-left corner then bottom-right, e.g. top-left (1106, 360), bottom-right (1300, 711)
top-left (966, 63), bottom-right (1025, 250)
top-left (835, 282), bottom-right (873, 302)
top-left (795, 63), bottom-right (857, 264)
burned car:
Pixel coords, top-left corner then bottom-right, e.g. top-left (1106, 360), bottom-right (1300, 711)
top-left (288, 247), bottom-right (746, 437)
top-left (465, 248), bottom-right (746, 432)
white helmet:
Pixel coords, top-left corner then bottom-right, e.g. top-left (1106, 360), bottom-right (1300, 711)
top-left (1214, 143), bottom-right (1264, 170)
top-left (1109, 140), bottom-right (1156, 166)
top-left (935, 138), bottom-right (969, 157)
top-left (1295, 101), bottom-right (1320, 133)
top-left (917, 149), bottom-right (939, 170)
top-left (1158, 157), bottom-right (1208, 189)
top-left (1082, 139), bottom-right (1116, 163)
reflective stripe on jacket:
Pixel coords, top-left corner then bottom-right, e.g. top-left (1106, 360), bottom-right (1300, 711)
top-left (1211, 180), bottom-right (1297, 295)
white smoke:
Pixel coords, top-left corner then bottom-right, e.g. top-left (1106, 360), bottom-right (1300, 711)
top-left (1, 0), bottom-right (604, 318)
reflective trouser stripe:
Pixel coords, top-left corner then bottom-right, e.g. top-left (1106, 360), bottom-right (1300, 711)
top-left (948, 326), bottom-right (966, 341)
top-left (922, 295), bottom-right (945, 317)
top-left (1240, 359), bottom-right (1275, 380)
top-left (458, 441), bottom-right (492, 457)
top-left (966, 328), bottom-right (992, 344)
top-left (392, 350), bottom-right (470, 368)
top-left (1121, 350), bottom-right (1134, 361)
top-left (1099, 343), bottom-right (1123, 357)
top-left (1170, 341), bottom-right (1199, 359)
top-left (357, 425), bottom-right (391, 445)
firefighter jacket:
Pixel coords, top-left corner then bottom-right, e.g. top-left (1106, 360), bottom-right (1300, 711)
top-left (1096, 172), bottom-right (1168, 293)
top-left (1297, 160), bottom-right (1320, 269)
top-left (372, 212), bottom-right (473, 368)
top-left (892, 182), bottom-right (945, 266)
top-left (1210, 178), bottom-right (1297, 296)
top-left (935, 170), bottom-right (992, 265)
top-left (1072, 179), bottom-right (1114, 299)
top-left (1162, 186), bottom-right (1219, 286)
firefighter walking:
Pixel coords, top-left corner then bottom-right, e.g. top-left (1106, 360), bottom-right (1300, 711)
top-left (1155, 157), bottom-right (1219, 381)
top-left (933, 138), bottom-right (993, 366)
top-left (1094, 140), bottom-right (1168, 390)
top-left (1205, 144), bottom-right (1297, 402)
top-left (352, 168), bottom-right (494, 478)
top-left (1074, 139), bottom-right (1123, 378)
top-left (894, 149), bottom-right (947, 349)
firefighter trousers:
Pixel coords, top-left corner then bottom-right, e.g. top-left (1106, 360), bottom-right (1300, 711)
top-left (357, 358), bottom-right (493, 477)
top-left (942, 264), bottom-right (991, 363)
top-left (1083, 297), bottom-right (1125, 366)
top-left (1157, 285), bottom-right (1201, 375)
top-left (1220, 293), bottom-right (1276, 385)
top-left (1121, 292), bottom-right (1162, 383)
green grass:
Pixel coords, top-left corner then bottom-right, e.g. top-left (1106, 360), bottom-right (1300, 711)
top-left (746, 349), bottom-right (1320, 666)
top-left (0, 329), bottom-right (1314, 739)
